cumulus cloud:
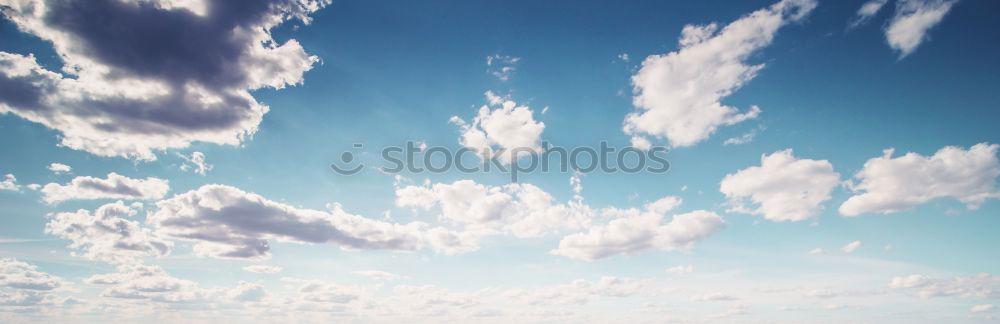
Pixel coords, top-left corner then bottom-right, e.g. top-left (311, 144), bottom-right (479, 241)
top-left (449, 91), bottom-right (545, 165)
top-left (720, 149), bottom-right (840, 222)
top-left (486, 54), bottom-right (520, 81)
top-left (45, 201), bottom-right (172, 264)
top-left (419, 226), bottom-right (485, 256)
top-left (178, 151), bottom-right (212, 176)
top-left (243, 265), bottom-right (283, 274)
top-left (624, 0), bottom-right (816, 148)
top-left (0, 258), bottom-right (69, 309)
top-left (396, 178), bottom-right (724, 260)
top-left (551, 197), bottom-right (725, 260)
top-left (47, 163), bottom-right (72, 174)
top-left (0, 173), bottom-right (18, 191)
top-left (0, 258), bottom-right (66, 291)
top-left (885, 0), bottom-right (958, 58)
top-left (40, 173), bottom-right (170, 204)
top-left (395, 179), bottom-right (591, 239)
top-left (848, 0), bottom-right (889, 29)
top-left (352, 270), bottom-right (405, 281)
top-left (839, 143), bottom-right (1000, 216)
top-left (148, 184), bottom-right (463, 260)
top-left (889, 273), bottom-right (1000, 299)
top-left (0, 0), bottom-right (329, 160)
top-left (841, 240), bottom-right (861, 253)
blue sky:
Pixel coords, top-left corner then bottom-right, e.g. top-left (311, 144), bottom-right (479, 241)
top-left (1, 0), bottom-right (999, 322)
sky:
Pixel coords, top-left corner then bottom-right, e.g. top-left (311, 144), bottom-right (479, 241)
top-left (0, 0), bottom-right (999, 322)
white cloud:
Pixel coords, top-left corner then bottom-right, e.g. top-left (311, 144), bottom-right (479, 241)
top-left (889, 273), bottom-right (1000, 299)
top-left (971, 304), bottom-right (995, 313)
top-left (396, 179), bottom-right (726, 261)
top-left (449, 91), bottom-right (545, 165)
top-left (0, 258), bottom-right (66, 291)
top-left (0, 173), bottom-right (19, 191)
top-left (570, 172), bottom-right (583, 196)
top-left (293, 279), bottom-right (369, 305)
top-left (551, 198), bottom-right (725, 261)
top-left (395, 179), bottom-right (591, 239)
top-left (0, 258), bottom-right (70, 310)
top-left (178, 151), bottom-right (212, 176)
top-left (503, 276), bottom-right (649, 306)
top-left (0, 289), bottom-right (56, 307)
top-left (624, 0), bottom-right (816, 148)
top-left (824, 303), bottom-right (848, 310)
top-left (45, 201), bottom-right (172, 264)
top-left (839, 143), bottom-right (1000, 216)
top-left (397, 284), bottom-right (478, 307)
top-left (85, 264), bottom-right (240, 303)
top-left (720, 149), bottom-right (840, 222)
top-left (723, 126), bottom-right (763, 146)
top-left (420, 227), bottom-right (485, 256)
top-left (630, 135), bottom-right (652, 151)
top-left (841, 240), bottom-right (862, 253)
top-left (666, 265), bottom-right (694, 274)
top-left (148, 184), bottom-right (462, 260)
top-left (229, 281), bottom-right (266, 302)
top-left (387, 284), bottom-right (482, 316)
top-left (47, 163), bottom-right (72, 174)
top-left (40, 173), bottom-right (169, 204)
top-left (243, 265), bottom-right (283, 274)
top-left (0, 0), bottom-right (329, 160)
top-left (885, 0), bottom-right (958, 58)
top-left (808, 248), bottom-right (824, 255)
top-left (889, 274), bottom-right (932, 289)
top-left (848, 0), bottom-right (889, 29)
top-left (486, 54), bottom-right (520, 81)
top-left (805, 289), bottom-right (838, 298)
top-left (692, 292), bottom-right (738, 301)
top-left (352, 270), bottom-right (405, 281)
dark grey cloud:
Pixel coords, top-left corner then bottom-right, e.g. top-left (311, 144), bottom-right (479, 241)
top-left (148, 184), bottom-right (459, 260)
top-left (0, 70), bottom-right (44, 109)
top-left (0, 0), bottom-right (329, 160)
